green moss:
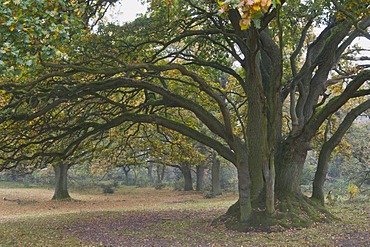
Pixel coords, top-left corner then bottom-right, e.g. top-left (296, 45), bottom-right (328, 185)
top-left (218, 193), bottom-right (338, 232)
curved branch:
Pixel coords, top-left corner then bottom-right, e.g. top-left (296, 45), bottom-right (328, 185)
top-left (305, 70), bottom-right (370, 138)
top-left (312, 99), bottom-right (370, 203)
top-left (117, 113), bottom-right (236, 164)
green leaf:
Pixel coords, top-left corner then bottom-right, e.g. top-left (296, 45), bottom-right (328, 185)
top-left (252, 18), bottom-right (261, 29)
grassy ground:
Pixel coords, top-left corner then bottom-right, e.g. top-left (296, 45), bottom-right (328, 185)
top-left (0, 186), bottom-right (369, 246)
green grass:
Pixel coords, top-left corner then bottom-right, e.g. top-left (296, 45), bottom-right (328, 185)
top-left (0, 187), bottom-right (369, 246)
top-left (0, 215), bottom-right (82, 247)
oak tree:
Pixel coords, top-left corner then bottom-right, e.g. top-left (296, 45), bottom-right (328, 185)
top-left (1, 0), bottom-right (369, 229)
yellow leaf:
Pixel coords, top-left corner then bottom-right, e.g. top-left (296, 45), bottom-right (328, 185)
top-left (239, 18), bottom-right (251, 30)
top-left (252, 5), bottom-right (261, 11)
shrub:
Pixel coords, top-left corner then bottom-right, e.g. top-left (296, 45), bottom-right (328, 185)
top-left (347, 183), bottom-right (359, 200)
top-left (154, 182), bottom-right (166, 190)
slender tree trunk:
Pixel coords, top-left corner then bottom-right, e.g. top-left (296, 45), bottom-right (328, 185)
top-left (147, 163), bottom-right (154, 186)
top-left (133, 169), bottom-right (137, 185)
top-left (263, 153), bottom-right (275, 215)
top-left (157, 164), bottom-right (166, 182)
top-left (312, 100), bottom-right (370, 204)
top-left (124, 171), bottom-right (129, 185)
top-left (181, 163), bottom-right (193, 191)
top-left (244, 40), bottom-right (265, 204)
top-left (161, 165), bottom-right (165, 181)
top-left (52, 163), bottom-right (71, 200)
top-left (123, 166), bottom-right (131, 185)
top-left (211, 154), bottom-right (222, 196)
top-left (312, 144), bottom-right (331, 204)
top-left (196, 164), bottom-right (205, 192)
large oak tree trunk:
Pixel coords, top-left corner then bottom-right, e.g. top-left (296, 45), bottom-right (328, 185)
top-left (223, 151), bottom-right (253, 225)
top-left (269, 137), bottom-right (337, 227)
top-left (246, 92), bottom-right (266, 204)
top-left (236, 152), bottom-right (252, 222)
top-left (52, 163), bottom-right (71, 200)
top-left (275, 137), bottom-right (309, 198)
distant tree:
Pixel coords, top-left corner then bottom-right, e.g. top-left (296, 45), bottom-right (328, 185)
top-left (211, 151), bottom-right (222, 197)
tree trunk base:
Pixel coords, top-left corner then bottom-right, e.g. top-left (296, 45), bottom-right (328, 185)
top-left (51, 192), bottom-right (72, 201)
top-left (213, 193), bottom-right (337, 232)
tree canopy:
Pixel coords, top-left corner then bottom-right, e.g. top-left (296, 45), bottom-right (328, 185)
top-left (1, 0), bottom-right (369, 229)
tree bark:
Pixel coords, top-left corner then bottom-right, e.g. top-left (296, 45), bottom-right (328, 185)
top-left (147, 163), bottom-right (154, 186)
top-left (196, 164), bottom-right (205, 192)
top-left (275, 137), bottom-right (310, 198)
top-left (211, 154), bottom-right (222, 196)
top-left (263, 153), bottom-right (276, 215)
top-left (123, 165), bottom-right (131, 185)
top-left (157, 164), bottom-right (165, 182)
top-left (181, 163), bottom-right (193, 191)
top-left (236, 151), bottom-right (252, 222)
top-left (52, 163), bottom-right (71, 200)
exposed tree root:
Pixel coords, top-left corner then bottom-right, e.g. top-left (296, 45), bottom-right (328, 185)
top-left (213, 194), bottom-right (338, 232)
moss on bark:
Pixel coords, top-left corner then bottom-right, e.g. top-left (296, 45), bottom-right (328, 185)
top-left (214, 193), bottom-right (337, 232)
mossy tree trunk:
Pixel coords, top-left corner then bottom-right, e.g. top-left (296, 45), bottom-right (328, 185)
top-left (236, 151), bottom-right (252, 222)
top-left (275, 137), bottom-right (309, 198)
top-left (52, 162), bottom-right (71, 200)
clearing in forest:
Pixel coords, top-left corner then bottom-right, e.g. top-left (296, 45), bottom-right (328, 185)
top-left (0, 187), bottom-right (369, 246)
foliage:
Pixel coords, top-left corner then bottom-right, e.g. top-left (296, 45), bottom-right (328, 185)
top-left (323, 122), bottom-right (370, 186)
top-left (218, 0), bottom-right (280, 29)
top-left (347, 183), bottom-right (359, 200)
top-left (0, 0), bottom-right (118, 77)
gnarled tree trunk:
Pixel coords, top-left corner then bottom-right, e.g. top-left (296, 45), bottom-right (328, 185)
top-left (275, 137), bottom-right (309, 198)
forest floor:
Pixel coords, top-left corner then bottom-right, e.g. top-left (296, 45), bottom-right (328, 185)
top-left (0, 185), bottom-right (369, 246)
